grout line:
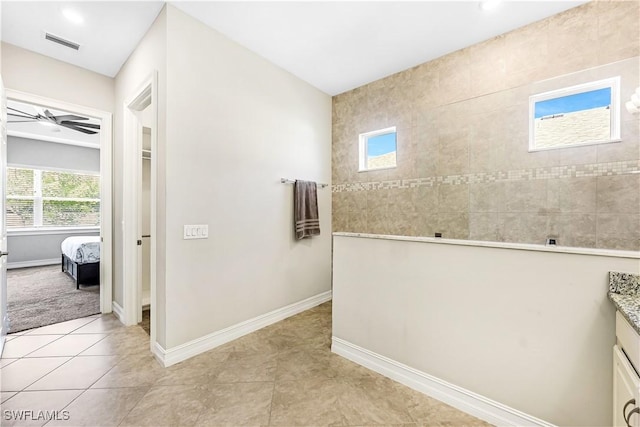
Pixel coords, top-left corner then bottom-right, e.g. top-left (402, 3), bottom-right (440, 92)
top-left (267, 378), bottom-right (277, 426)
top-left (13, 334), bottom-right (67, 358)
top-left (64, 317), bottom-right (103, 335)
top-left (7, 356), bottom-right (76, 393)
top-left (82, 357), bottom-right (120, 391)
top-left (45, 387), bottom-right (89, 427)
top-left (75, 334), bottom-right (112, 357)
top-left (6, 324), bottom-right (121, 393)
top-left (117, 385), bottom-right (153, 427)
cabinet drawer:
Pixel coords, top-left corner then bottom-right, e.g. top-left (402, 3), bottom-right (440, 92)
top-left (617, 311), bottom-right (640, 374)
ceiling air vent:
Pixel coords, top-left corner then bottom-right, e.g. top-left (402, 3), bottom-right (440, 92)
top-left (44, 32), bottom-right (80, 50)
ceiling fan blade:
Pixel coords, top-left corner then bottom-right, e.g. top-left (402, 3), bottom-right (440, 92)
top-left (8, 112), bottom-right (37, 119)
top-left (8, 120), bottom-right (37, 123)
top-left (7, 107), bottom-right (38, 119)
top-left (61, 121), bottom-right (100, 130)
top-left (59, 122), bottom-right (98, 135)
top-left (44, 109), bottom-right (56, 121)
top-left (53, 114), bottom-right (88, 121)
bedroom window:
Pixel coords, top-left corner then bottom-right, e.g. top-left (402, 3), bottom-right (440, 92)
top-left (6, 167), bottom-right (100, 229)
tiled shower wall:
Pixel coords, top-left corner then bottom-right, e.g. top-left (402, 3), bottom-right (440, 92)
top-left (331, 1), bottom-right (640, 250)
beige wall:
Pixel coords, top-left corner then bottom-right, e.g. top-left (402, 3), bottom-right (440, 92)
top-left (332, 1), bottom-right (640, 251)
top-left (113, 7), bottom-right (167, 345)
top-left (2, 4), bottom-right (332, 352)
top-left (332, 234), bottom-right (640, 426)
top-left (1, 42), bottom-right (114, 113)
top-left (163, 5), bottom-right (332, 348)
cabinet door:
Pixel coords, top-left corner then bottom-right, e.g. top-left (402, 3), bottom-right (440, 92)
top-left (614, 346), bottom-right (640, 427)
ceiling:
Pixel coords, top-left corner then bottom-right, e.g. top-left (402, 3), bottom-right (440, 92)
top-left (7, 100), bottom-right (101, 147)
top-left (1, 1), bottom-right (165, 77)
top-left (173, 1), bottom-right (589, 95)
top-left (1, 1), bottom-right (589, 95)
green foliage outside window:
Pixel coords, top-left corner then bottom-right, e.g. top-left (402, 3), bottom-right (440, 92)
top-left (42, 171), bottom-right (100, 198)
top-left (6, 167), bottom-right (100, 228)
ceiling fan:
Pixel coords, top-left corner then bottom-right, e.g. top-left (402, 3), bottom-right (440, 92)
top-left (7, 106), bottom-right (100, 135)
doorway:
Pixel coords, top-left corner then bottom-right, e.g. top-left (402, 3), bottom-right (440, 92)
top-left (139, 126), bottom-right (152, 334)
top-left (2, 90), bottom-right (113, 335)
top-left (122, 72), bottom-right (157, 347)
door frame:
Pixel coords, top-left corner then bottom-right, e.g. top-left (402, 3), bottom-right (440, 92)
top-left (122, 71), bottom-right (157, 348)
top-left (1, 77), bottom-right (8, 353)
top-left (5, 89), bottom-right (113, 314)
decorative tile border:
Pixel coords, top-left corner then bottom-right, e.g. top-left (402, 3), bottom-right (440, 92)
top-left (332, 160), bottom-right (640, 192)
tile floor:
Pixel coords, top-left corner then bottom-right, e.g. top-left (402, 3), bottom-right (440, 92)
top-left (1, 302), bottom-right (492, 426)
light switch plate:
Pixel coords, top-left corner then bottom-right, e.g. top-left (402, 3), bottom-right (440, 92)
top-left (184, 224), bottom-right (208, 239)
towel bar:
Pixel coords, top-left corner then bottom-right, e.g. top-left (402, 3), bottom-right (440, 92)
top-left (280, 178), bottom-right (328, 188)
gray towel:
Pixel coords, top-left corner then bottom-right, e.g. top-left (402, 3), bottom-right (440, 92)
top-left (294, 180), bottom-right (320, 240)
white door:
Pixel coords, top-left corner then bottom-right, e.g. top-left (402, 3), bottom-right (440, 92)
top-left (0, 78), bottom-right (9, 354)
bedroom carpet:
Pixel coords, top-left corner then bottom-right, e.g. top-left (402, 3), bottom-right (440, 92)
top-left (7, 265), bottom-right (100, 333)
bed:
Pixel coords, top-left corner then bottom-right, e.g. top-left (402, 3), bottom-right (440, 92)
top-left (61, 236), bottom-right (101, 289)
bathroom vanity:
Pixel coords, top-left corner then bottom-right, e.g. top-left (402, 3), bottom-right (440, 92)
top-left (610, 272), bottom-right (640, 427)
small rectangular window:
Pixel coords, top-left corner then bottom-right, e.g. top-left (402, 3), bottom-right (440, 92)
top-left (359, 127), bottom-right (397, 171)
top-left (529, 77), bottom-right (620, 151)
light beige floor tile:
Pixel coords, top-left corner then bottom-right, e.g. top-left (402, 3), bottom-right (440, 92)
top-left (214, 351), bottom-right (277, 383)
top-left (24, 317), bottom-right (97, 336)
top-left (120, 385), bottom-right (208, 427)
top-left (1, 358), bottom-right (19, 368)
top-left (0, 301), bottom-right (491, 427)
top-left (407, 393), bottom-right (493, 427)
top-left (26, 356), bottom-right (118, 391)
top-left (1, 335), bottom-right (63, 358)
top-left (154, 351), bottom-right (230, 387)
top-left (269, 378), bottom-right (346, 426)
top-left (0, 357), bottom-right (70, 392)
top-left (327, 352), bottom-right (384, 380)
top-left (275, 346), bottom-right (334, 381)
top-left (71, 316), bottom-right (124, 335)
top-left (0, 390), bottom-right (82, 427)
top-left (214, 323), bottom-right (307, 354)
top-left (274, 346), bottom-right (377, 383)
top-left (91, 353), bottom-right (166, 389)
top-left (1, 391), bottom-right (17, 403)
top-left (46, 387), bottom-right (149, 427)
top-left (284, 315), bottom-right (331, 342)
top-left (337, 377), bottom-right (414, 425)
top-left (27, 334), bottom-right (107, 358)
top-left (78, 328), bottom-right (149, 356)
top-left (195, 382), bottom-right (273, 427)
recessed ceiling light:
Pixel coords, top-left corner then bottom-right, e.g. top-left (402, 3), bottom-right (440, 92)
top-left (62, 8), bottom-right (84, 25)
top-left (480, 0), bottom-right (502, 11)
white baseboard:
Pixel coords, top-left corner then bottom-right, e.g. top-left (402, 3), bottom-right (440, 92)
top-left (7, 258), bottom-right (59, 270)
top-left (111, 301), bottom-right (124, 324)
top-left (154, 290), bottom-right (332, 367)
top-left (331, 337), bottom-right (555, 427)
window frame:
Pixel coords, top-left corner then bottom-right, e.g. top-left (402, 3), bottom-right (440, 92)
top-left (6, 166), bottom-right (101, 232)
top-left (528, 76), bottom-right (621, 152)
top-left (358, 126), bottom-right (398, 172)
